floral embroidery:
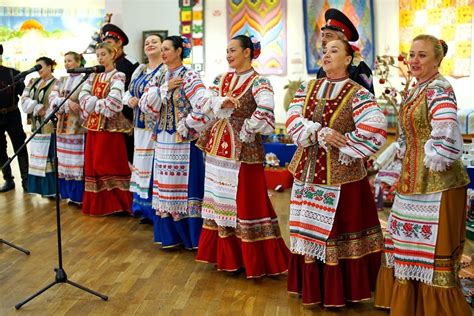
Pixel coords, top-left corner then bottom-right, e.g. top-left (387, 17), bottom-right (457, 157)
top-left (421, 224), bottom-right (432, 239)
top-left (390, 218), bottom-right (433, 240)
top-left (295, 187), bottom-right (336, 206)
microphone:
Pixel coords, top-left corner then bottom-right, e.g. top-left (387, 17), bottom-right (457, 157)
top-left (13, 64), bottom-right (42, 80)
top-left (67, 65), bottom-right (105, 74)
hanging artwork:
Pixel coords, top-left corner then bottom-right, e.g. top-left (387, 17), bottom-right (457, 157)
top-left (227, 0), bottom-right (287, 76)
top-left (303, 0), bottom-right (374, 74)
top-left (0, 2), bottom-right (105, 71)
top-left (399, 0), bottom-right (472, 77)
top-left (179, 0), bottom-right (205, 73)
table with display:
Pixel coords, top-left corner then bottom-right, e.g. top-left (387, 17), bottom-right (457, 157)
top-left (263, 142), bottom-right (297, 190)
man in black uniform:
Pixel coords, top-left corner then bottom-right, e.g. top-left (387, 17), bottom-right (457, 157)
top-left (0, 44), bottom-right (28, 192)
top-left (317, 8), bottom-right (374, 94)
top-left (101, 23), bottom-right (139, 162)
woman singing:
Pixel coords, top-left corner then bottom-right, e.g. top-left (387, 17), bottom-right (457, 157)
top-left (194, 35), bottom-right (290, 278)
top-left (285, 39), bottom-right (387, 307)
top-left (79, 42), bottom-right (133, 216)
top-left (375, 34), bottom-right (471, 316)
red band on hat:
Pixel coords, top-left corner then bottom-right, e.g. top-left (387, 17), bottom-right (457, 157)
top-left (105, 31), bottom-right (124, 43)
top-left (326, 19), bottom-right (352, 41)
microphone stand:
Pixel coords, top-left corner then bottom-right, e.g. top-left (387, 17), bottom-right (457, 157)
top-left (0, 238), bottom-right (30, 255)
top-left (0, 74), bottom-right (30, 255)
top-left (0, 75), bottom-right (27, 92)
top-left (3, 72), bottom-right (108, 310)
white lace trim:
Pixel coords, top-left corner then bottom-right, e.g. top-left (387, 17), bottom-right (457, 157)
top-left (177, 119), bottom-right (188, 138)
top-left (338, 152), bottom-right (356, 165)
top-left (423, 155), bottom-right (448, 172)
top-left (239, 123), bottom-right (255, 143)
top-left (290, 237), bottom-right (326, 262)
top-left (317, 127), bottom-right (332, 151)
top-left (394, 263), bottom-right (434, 285)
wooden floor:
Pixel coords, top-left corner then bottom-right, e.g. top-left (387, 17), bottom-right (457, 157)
top-left (0, 173), bottom-right (471, 315)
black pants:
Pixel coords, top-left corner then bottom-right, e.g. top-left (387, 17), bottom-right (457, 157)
top-left (0, 109), bottom-right (28, 180)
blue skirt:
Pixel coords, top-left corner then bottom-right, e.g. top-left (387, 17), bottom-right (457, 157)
top-left (59, 179), bottom-right (84, 204)
top-left (154, 216), bottom-right (203, 249)
top-left (28, 172), bottom-right (56, 197)
top-left (132, 192), bottom-right (154, 220)
top-left (153, 140), bottom-right (204, 249)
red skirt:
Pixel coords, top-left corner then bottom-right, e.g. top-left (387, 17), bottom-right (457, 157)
top-left (287, 177), bottom-right (383, 307)
top-left (82, 131), bottom-right (132, 216)
top-left (196, 163), bottom-right (290, 278)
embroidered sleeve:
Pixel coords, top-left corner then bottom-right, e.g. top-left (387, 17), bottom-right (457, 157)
top-left (285, 81), bottom-right (322, 147)
top-left (43, 79), bottom-right (60, 117)
top-left (182, 69), bottom-right (213, 133)
top-left (122, 90), bottom-right (132, 108)
top-left (201, 74), bottom-right (233, 119)
top-left (138, 75), bottom-right (164, 117)
top-left (239, 77), bottom-right (275, 142)
top-left (48, 79), bottom-right (62, 112)
top-left (48, 78), bottom-right (71, 114)
top-left (97, 72), bottom-right (125, 118)
top-left (79, 74), bottom-right (98, 119)
top-left (33, 102), bottom-right (45, 116)
top-left (339, 88), bottom-right (387, 158)
top-left (423, 81), bottom-right (463, 171)
top-left (123, 64), bottom-right (144, 107)
top-left (20, 78), bottom-right (38, 114)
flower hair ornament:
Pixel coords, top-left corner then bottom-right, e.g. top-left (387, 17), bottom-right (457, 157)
top-left (439, 39), bottom-right (448, 56)
top-left (79, 53), bottom-right (86, 67)
top-left (350, 44), bottom-right (362, 66)
top-left (249, 35), bottom-right (261, 59)
top-left (181, 36), bottom-right (192, 58)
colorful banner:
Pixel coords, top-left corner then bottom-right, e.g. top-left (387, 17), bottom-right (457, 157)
top-left (303, 0), bottom-right (374, 74)
top-left (0, 4), bottom-right (105, 71)
top-left (399, 0), bottom-right (472, 77)
top-left (180, 0), bottom-right (205, 73)
top-left (227, 0), bottom-right (287, 75)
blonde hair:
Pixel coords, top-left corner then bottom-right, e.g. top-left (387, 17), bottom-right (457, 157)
top-left (95, 42), bottom-right (117, 60)
top-left (413, 34), bottom-right (448, 66)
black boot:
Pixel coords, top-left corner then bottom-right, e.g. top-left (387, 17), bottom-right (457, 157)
top-left (18, 155), bottom-right (29, 192)
top-left (0, 164), bottom-right (15, 193)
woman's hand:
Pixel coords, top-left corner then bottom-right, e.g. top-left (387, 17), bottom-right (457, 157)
top-left (324, 129), bottom-right (347, 148)
top-left (37, 108), bottom-right (46, 117)
top-left (69, 101), bottom-right (81, 114)
top-left (221, 97), bottom-right (239, 109)
top-left (168, 78), bottom-right (184, 90)
top-left (128, 96), bottom-right (139, 108)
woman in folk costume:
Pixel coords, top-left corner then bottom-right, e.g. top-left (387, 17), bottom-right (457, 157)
top-left (79, 42), bottom-right (133, 216)
top-left (20, 57), bottom-right (59, 196)
top-left (139, 36), bottom-right (206, 249)
top-left (123, 34), bottom-right (165, 224)
top-left (194, 35), bottom-right (290, 278)
top-left (48, 52), bottom-right (87, 204)
top-left (375, 35), bottom-right (471, 316)
top-left (285, 39), bottom-right (387, 307)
